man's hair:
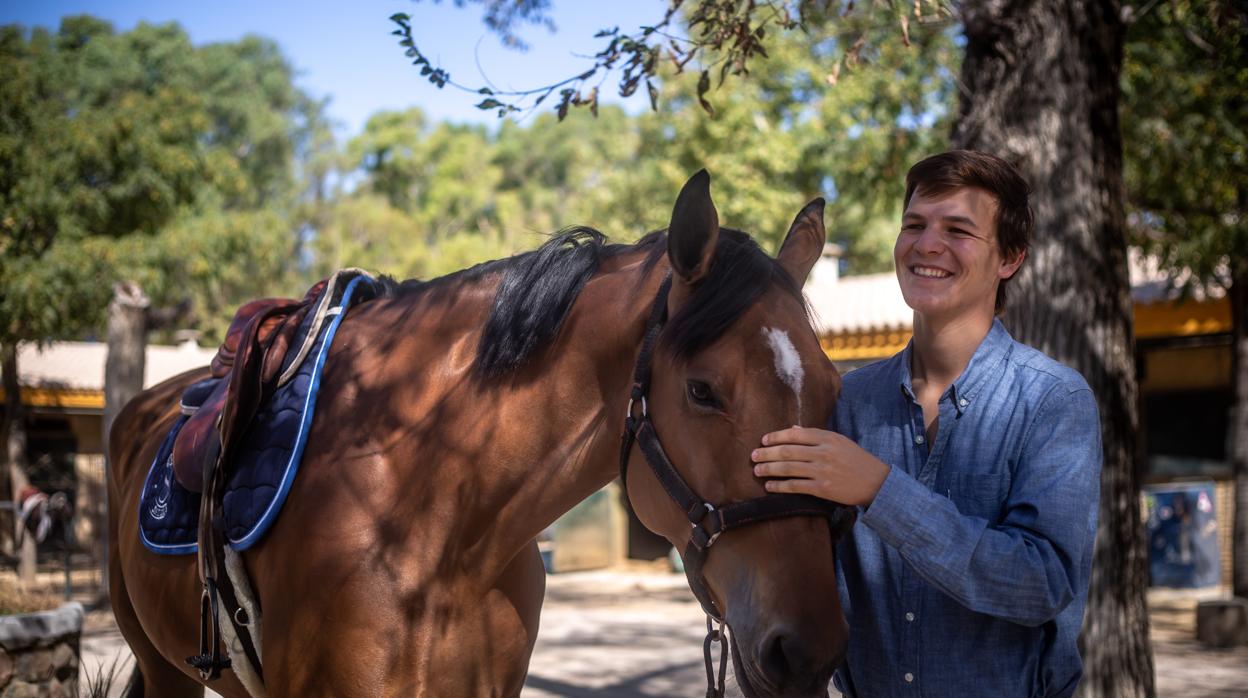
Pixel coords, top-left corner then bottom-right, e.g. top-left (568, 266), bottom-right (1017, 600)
top-left (903, 150), bottom-right (1034, 314)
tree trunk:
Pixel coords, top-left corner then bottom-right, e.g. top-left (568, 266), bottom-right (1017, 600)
top-left (100, 281), bottom-right (149, 599)
top-left (952, 1), bottom-right (1154, 696)
top-left (1231, 267), bottom-right (1247, 599)
top-left (103, 281), bottom-right (149, 452)
top-left (2, 344), bottom-right (38, 586)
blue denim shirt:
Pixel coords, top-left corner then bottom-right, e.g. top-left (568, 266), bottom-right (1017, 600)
top-left (832, 320), bottom-right (1101, 698)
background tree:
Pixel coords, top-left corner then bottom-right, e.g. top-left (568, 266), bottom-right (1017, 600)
top-left (1121, 0), bottom-right (1247, 598)
top-left (951, 3), bottom-right (1152, 693)
top-left (0, 16), bottom-right (320, 581)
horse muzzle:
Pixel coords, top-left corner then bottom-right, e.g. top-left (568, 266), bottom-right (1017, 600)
top-left (728, 618), bottom-right (844, 698)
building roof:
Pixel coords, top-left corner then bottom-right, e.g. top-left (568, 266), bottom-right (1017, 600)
top-left (15, 340), bottom-right (215, 391)
top-left (803, 249), bottom-right (1229, 335)
top-left (7, 248), bottom-right (1231, 394)
top-left (805, 271), bottom-right (910, 335)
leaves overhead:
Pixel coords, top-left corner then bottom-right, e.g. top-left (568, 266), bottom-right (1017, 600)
top-left (1122, 0), bottom-right (1248, 290)
top-left (390, 1), bottom-right (956, 119)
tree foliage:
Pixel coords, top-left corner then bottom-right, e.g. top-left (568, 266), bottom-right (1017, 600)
top-left (1122, 0), bottom-right (1246, 288)
top-left (0, 16), bottom-right (318, 345)
top-left (392, 0), bottom-right (954, 120)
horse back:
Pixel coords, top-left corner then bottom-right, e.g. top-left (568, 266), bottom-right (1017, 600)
top-left (108, 367), bottom-right (211, 493)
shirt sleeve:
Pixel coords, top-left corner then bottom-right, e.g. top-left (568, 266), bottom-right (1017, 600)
top-left (858, 384), bottom-right (1102, 627)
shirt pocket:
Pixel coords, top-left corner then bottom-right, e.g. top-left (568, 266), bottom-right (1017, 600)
top-left (946, 472), bottom-right (1009, 523)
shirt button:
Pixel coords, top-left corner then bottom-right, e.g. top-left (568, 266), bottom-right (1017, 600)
top-left (914, 434), bottom-right (925, 445)
top-left (904, 672), bottom-right (915, 683)
top-left (905, 612), bottom-right (915, 622)
top-left (958, 397), bottom-right (969, 408)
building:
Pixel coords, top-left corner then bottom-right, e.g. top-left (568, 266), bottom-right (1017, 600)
top-left (0, 339), bottom-right (217, 550)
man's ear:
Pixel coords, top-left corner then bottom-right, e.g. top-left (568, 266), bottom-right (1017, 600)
top-left (777, 198), bottom-right (827, 284)
top-left (666, 169), bottom-right (719, 311)
top-left (999, 248), bottom-right (1026, 280)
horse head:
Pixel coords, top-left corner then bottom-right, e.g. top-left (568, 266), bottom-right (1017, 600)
top-left (623, 171), bottom-right (851, 697)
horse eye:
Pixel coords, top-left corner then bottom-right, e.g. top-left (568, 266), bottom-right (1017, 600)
top-left (686, 380), bottom-right (719, 408)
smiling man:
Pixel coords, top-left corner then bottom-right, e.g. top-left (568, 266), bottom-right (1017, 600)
top-left (752, 150), bottom-right (1102, 697)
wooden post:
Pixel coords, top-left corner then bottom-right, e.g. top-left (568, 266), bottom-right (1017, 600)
top-left (2, 343), bottom-right (37, 586)
top-left (100, 281), bottom-right (149, 599)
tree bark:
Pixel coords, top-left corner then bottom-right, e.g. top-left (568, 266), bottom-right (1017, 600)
top-left (100, 281), bottom-right (149, 599)
top-left (1231, 267), bottom-right (1247, 599)
top-left (952, 1), bottom-right (1154, 696)
top-left (2, 344), bottom-right (38, 586)
top-left (103, 281), bottom-right (149, 453)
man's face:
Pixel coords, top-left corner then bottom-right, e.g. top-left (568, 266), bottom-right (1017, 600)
top-left (894, 186), bottom-right (1023, 323)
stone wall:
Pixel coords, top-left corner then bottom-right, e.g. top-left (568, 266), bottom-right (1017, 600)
top-left (0, 603), bottom-right (82, 697)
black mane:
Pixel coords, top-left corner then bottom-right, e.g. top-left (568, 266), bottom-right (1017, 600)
top-left (468, 227), bottom-right (804, 379)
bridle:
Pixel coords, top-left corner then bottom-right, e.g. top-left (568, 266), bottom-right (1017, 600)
top-left (618, 274), bottom-right (856, 698)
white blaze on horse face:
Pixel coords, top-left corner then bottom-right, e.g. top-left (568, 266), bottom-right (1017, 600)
top-left (763, 327), bottom-right (805, 422)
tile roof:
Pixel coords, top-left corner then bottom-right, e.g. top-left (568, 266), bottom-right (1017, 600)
top-left (14, 341), bottom-right (216, 391)
top-left (803, 249), bottom-right (1228, 335)
top-left (8, 248), bottom-right (1230, 391)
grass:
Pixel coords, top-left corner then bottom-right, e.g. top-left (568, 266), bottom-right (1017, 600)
top-left (0, 583), bottom-right (64, 615)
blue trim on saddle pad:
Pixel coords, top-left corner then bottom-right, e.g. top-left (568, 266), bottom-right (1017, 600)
top-left (138, 275), bottom-right (373, 555)
top-left (138, 415), bottom-right (199, 554)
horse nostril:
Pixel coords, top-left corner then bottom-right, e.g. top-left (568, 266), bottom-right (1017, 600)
top-left (758, 625), bottom-right (817, 684)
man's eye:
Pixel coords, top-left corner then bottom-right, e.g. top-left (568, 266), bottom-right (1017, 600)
top-left (687, 380), bottom-right (719, 408)
top-left (950, 228), bottom-right (972, 236)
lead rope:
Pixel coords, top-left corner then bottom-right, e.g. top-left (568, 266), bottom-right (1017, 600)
top-left (703, 615), bottom-right (729, 698)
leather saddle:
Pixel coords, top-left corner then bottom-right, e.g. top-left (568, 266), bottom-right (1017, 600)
top-left (171, 279), bottom-right (328, 493)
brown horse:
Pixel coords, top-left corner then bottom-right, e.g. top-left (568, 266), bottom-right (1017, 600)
top-left (108, 171), bottom-right (848, 697)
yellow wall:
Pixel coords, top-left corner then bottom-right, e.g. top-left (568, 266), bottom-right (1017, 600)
top-left (821, 296), bottom-right (1232, 364)
top-left (1141, 344), bottom-right (1232, 392)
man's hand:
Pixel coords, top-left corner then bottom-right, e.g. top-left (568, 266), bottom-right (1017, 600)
top-left (752, 426), bottom-right (891, 507)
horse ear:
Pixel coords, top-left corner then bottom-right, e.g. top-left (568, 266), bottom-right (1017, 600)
top-left (776, 198), bottom-right (826, 284)
top-left (667, 169), bottom-right (719, 286)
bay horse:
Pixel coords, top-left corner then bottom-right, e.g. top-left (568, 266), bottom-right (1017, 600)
top-left (108, 171), bottom-right (849, 697)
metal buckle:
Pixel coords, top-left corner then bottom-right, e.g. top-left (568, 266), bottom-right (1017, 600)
top-left (692, 503), bottom-right (721, 548)
top-left (625, 396), bottom-right (648, 419)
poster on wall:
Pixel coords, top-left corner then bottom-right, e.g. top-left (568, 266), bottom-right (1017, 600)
top-left (1144, 481), bottom-right (1221, 588)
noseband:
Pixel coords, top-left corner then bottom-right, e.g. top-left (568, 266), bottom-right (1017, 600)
top-left (618, 274), bottom-right (856, 697)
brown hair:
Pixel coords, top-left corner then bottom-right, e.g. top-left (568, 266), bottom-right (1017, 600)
top-left (903, 150), bottom-right (1033, 314)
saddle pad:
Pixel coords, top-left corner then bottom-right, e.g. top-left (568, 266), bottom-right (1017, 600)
top-left (139, 274), bottom-right (375, 555)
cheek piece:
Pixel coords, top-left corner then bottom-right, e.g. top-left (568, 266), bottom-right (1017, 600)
top-left (618, 273), bottom-right (857, 698)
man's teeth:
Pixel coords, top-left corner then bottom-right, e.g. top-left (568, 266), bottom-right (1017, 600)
top-left (912, 266), bottom-right (951, 278)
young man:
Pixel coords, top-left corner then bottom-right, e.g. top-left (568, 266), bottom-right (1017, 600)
top-left (751, 150), bottom-right (1102, 697)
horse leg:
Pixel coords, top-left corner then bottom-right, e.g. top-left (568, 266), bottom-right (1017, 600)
top-left (109, 554), bottom-right (205, 698)
top-left (488, 541), bottom-right (546, 698)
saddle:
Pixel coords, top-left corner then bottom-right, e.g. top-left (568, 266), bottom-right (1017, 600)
top-left (174, 269), bottom-right (377, 683)
top-left (171, 280), bottom-right (327, 493)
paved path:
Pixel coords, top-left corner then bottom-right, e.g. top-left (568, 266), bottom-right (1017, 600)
top-left (78, 569), bottom-right (1248, 697)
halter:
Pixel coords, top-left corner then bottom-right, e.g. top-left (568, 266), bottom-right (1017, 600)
top-left (618, 274), bottom-right (856, 697)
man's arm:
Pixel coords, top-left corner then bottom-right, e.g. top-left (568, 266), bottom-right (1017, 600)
top-left (753, 385), bottom-right (1101, 627)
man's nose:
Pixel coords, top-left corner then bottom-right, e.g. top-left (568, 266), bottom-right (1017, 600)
top-left (913, 226), bottom-right (945, 254)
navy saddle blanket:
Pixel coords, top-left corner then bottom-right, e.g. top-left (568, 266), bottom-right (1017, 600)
top-left (139, 274), bottom-right (377, 555)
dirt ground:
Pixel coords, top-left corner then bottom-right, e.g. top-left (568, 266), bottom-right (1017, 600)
top-left (45, 566), bottom-right (1248, 697)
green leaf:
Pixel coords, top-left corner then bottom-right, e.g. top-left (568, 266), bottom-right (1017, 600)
top-left (697, 70), bottom-right (714, 116)
top-left (476, 98), bottom-right (504, 110)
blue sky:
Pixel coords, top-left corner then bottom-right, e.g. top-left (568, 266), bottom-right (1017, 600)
top-left (0, 0), bottom-right (669, 137)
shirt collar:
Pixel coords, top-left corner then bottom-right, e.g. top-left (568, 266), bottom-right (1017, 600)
top-left (897, 318), bottom-right (1013, 415)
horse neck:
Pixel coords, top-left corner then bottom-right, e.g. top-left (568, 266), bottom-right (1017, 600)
top-left (480, 250), bottom-right (666, 553)
top-left (381, 247), bottom-right (666, 568)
